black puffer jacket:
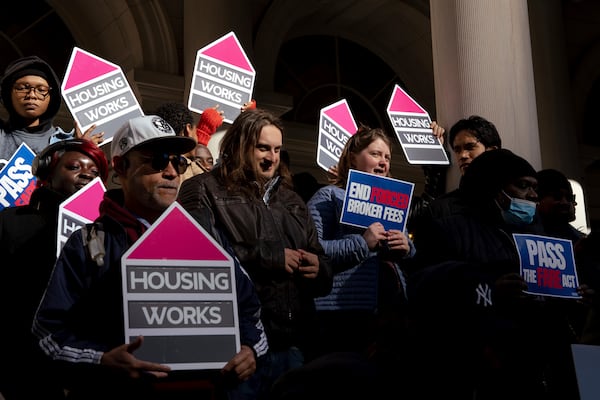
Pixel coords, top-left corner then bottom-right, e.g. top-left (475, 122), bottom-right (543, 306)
top-left (179, 168), bottom-right (333, 352)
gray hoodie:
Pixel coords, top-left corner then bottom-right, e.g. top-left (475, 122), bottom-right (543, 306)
top-left (0, 56), bottom-right (71, 168)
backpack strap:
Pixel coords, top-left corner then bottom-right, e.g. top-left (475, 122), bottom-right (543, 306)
top-left (81, 222), bottom-right (105, 267)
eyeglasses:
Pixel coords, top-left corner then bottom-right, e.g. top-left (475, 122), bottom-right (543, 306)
top-left (452, 140), bottom-right (480, 154)
top-left (139, 153), bottom-right (188, 174)
top-left (13, 84), bottom-right (52, 99)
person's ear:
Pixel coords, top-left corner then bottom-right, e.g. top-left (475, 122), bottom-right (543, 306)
top-left (113, 156), bottom-right (129, 175)
top-left (495, 189), bottom-right (511, 210)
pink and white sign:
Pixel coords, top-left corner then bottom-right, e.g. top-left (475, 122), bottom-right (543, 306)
top-left (188, 31), bottom-right (255, 124)
top-left (386, 84), bottom-right (449, 165)
top-left (62, 47), bottom-right (144, 145)
top-left (121, 202), bottom-right (239, 370)
top-left (316, 99), bottom-right (358, 171)
top-left (56, 176), bottom-right (106, 256)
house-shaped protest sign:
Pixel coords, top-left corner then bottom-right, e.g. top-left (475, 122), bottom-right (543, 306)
top-left (62, 47), bottom-right (144, 145)
top-left (316, 99), bottom-right (358, 172)
top-left (56, 177), bottom-right (106, 257)
top-left (386, 84), bottom-right (449, 165)
top-left (121, 202), bottom-right (240, 370)
top-left (0, 143), bottom-right (36, 210)
top-left (188, 31), bottom-right (255, 124)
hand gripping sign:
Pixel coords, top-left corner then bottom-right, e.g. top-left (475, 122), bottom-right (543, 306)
top-left (121, 202), bottom-right (240, 370)
top-left (188, 31), bottom-right (256, 124)
top-left (386, 84), bottom-right (449, 165)
top-left (316, 99), bottom-right (358, 172)
top-left (62, 47), bottom-right (144, 146)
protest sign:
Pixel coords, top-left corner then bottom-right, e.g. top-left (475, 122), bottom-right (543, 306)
top-left (316, 99), bottom-right (358, 172)
top-left (386, 84), bottom-right (448, 165)
top-left (56, 176), bottom-right (106, 257)
top-left (571, 344), bottom-right (600, 400)
top-left (188, 31), bottom-right (255, 124)
top-left (0, 143), bottom-right (36, 210)
top-left (121, 202), bottom-right (239, 370)
top-left (513, 233), bottom-right (581, 298)
top-left (340, 169), bottom-right (414, 232)
top-left (62, 47), bottom-right (144, 145)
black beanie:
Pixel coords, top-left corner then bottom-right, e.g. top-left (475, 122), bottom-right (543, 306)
top-left (536, 169), bottom-right (572, 199)
top-left (0, 56), bottom-right (61, 124)
top-left (10, 67), bottom-right (49, 83)
top-left (460, 149), bottom-right (537, 202)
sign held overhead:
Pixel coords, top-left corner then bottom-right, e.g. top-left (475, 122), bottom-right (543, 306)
top-left (188, 31), bottom-right (256, 124)
top-left (386, 84), bottom-right (449, 165)
top-left (62, 47), bottom-right (144, 145)
top-left (316, 99), bottom-right (358, 172)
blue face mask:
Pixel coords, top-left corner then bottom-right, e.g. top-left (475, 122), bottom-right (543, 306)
top-left (501, 191), bottom-right (537, 225)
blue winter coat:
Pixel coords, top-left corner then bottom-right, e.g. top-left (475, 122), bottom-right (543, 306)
top-left (307, 184), bottom-right (415, 311)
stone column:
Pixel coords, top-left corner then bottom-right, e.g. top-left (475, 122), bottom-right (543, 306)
top-left (528, 0), bottom-right (580, 178)
top-left (430, 0), bottom-right (542, 190)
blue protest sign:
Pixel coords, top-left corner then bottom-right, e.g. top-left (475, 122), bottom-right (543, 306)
top-left (0, 143), bottom-right (36, 210)
top-left (340, 169), bottom-right (414, 232)
top-left (513, 233), bottom-right (581, 298)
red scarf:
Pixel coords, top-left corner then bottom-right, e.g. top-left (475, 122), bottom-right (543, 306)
top-left (99, 190), bottom-right (148, 245)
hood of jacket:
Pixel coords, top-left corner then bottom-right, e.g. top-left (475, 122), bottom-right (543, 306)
top-left (0, 56), bottom-right (62, 130)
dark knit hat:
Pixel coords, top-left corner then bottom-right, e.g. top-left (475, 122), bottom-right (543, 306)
top-left (0, 56), bottom-right (61, 125)
top-left (10, 67), bottom-right (49, 83)
top-left (459, 149), bottom-right (536, 202)
top-left (536, 169), bottom-right (572, 199)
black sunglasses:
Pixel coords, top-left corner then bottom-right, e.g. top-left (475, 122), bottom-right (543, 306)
top-left (139, 153), bottom-right (188, 174)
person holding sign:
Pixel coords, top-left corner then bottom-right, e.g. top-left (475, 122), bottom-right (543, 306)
top-left (0, 56), bottom-right (103, 170)
top-left (33, 115), bottom-right (267, 399)
top-left (408, 115), bottom-right (502, 240)
top-left (179, 108), bottom-right (333, 400)
top-left (306, 125), bottom-right (414, 362)
top-left (0, 138), bottom-right (108, 400)
top-left (407, 149), bottom-right (586, 400)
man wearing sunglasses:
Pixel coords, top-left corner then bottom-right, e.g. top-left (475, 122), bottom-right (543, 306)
top-left (33, 115), bottom-right (267, 399)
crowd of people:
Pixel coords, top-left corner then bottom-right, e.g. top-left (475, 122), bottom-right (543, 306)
top-left (0, 54), bottom-right (597, 400)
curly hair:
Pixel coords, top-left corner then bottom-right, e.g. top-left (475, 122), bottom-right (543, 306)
top-left (218, 108), bottom-right (292, 192)
top-left (333, 124), bottom-right (393, 188)
top-left (153, 102), bottom-right (194, 135)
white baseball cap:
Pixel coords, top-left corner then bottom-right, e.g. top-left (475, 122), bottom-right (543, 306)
top-left (111, 115), bottom-right (196, 158)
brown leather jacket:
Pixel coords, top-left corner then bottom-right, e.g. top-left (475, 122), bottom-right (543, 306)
top-left (178, 168), bottom-right (333, 352)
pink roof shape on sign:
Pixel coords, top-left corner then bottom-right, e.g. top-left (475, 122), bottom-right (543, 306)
top-left (200, 31), bottom-right (254, 73)
top-left (388, 84), bottom-right (427, 114)
top-left (63, 47), bottom-right (120, 91)
top-left (322, 99), bottom-right (358, 135)
top-left (127, 202), bottom-right (230, 261)
top-left (60, 177), bottom-right (106, 221)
